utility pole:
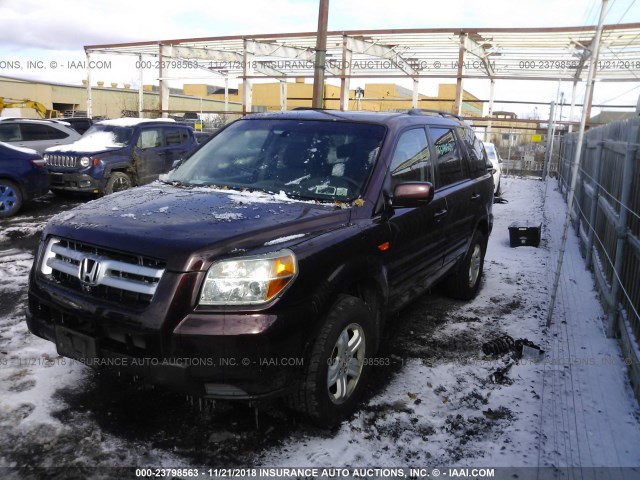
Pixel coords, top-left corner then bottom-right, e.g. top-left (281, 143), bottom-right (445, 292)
top-left (547, 0), bottom-right (608, 327)
top-left (312, 0), bottom-right (329, 108)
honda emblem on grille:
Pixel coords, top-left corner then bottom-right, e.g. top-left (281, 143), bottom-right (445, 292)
top-left (79, 258), bottom-right (101, 285)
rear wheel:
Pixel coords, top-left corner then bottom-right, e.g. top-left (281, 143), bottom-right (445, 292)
top-left (104, 172), bottom-right (132, 195)
top-left (444, 230), bottom-right (487, 300)
top-left (289, 295), bottom-right (375, 426)
top-left (0, 180), bottom-right (23, 217)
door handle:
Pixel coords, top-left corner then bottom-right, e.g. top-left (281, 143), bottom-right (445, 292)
top-left (470, 193), bottom-right (481, 201)
top-left (434, 209), bottom-right (448, 220)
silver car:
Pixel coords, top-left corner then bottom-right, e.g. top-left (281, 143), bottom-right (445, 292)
top-left (0, 119), bottom-right (81, 154)
top-left (483, 141), bottom-right (503, 196)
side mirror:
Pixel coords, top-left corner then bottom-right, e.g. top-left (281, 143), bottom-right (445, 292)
top-left (392, 182), bottom-right (434, 208)
top-left (172, 158), bottom-right (184, 169)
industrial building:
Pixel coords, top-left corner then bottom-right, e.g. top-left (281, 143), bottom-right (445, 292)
top-left (0, 75), bottom-right (242, 119)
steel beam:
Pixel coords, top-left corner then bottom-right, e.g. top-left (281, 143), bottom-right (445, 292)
top-left (346, 37), bottom-right (418, 77)
top-left (464, 35), bottom-right (496, 77)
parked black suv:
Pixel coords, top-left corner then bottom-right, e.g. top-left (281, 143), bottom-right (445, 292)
top-left (27, 109), bottom-right (493, 423)
top-left (57, 117), bottom-right (93, 135)
top-left (43, 118), bottom-right (197, 195)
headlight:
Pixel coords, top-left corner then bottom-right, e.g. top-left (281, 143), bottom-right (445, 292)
top-left (79, 156), bottom-right (91, 167)
top-left (199, 249), bottom-right (297, 305)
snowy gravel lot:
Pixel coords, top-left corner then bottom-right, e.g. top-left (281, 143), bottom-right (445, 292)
top-left (0, 179), bottom-right (639, 478)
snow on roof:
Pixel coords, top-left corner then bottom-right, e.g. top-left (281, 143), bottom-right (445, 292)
top-left (98, 118), bottom-right (175, 127)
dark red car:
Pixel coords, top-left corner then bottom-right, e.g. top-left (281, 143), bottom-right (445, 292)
top-left (27, 109), bottom-right (493, 424)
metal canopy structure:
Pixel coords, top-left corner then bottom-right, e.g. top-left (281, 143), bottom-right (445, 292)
top-left (84, 23), bottom-right (640, 117)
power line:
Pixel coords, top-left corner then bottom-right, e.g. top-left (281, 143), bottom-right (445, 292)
top-left (599, 83), bottom-right (640, 104)
top-left (616, 0), bottom-right (637, 23)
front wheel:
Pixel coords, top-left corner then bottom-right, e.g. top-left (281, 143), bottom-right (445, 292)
top-left (289, 295), bottom-right (375, 426)
top-left (104, 172), bottom-right (132, 195)
top-left (0, 180), bottom-right (23, 217)
top-left (444, 230), bottom-right (487, 300)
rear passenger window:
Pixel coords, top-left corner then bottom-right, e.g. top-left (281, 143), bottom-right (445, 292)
top-left (389, 128), bottom-right (431, 187)
top-left (20, 124), bottom-right (68, 140)
top-left (457, 126), bottom-right (487, 175)
top-left (0, 124), bottom-right (21, 141)
top-left (430, 127), bottom-right (465, 187)
top-left (165, 128), bottom-right (187, 146)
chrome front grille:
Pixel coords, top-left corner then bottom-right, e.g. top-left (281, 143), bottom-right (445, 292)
top-left (45, 154), bottom-right (77, 168)
top-left (40, 237), bottom-right (166, 307)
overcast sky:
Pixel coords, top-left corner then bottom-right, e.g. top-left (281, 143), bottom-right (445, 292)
top-left (1, 0), bottom-right (639, 117)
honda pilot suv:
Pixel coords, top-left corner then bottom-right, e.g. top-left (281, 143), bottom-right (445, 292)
top-left (27, 109), bottom-right (493, 424)
top-left (43, 118), bottom-right (196, 195)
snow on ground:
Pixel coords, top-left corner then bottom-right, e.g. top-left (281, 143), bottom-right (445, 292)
top-left (262, 176), bottom-right (552, 468)
top-left (0, 177), bottom-right (639, 475)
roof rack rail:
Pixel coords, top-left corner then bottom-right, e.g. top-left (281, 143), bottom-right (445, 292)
top-left (407, 108), bottom-right (462, 120)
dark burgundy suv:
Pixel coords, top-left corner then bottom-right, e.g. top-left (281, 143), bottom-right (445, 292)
top-left (26, 109), bottom-right (493, 424)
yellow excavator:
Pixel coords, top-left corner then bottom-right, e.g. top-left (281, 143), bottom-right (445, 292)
top-left (0, 97), bottom-right (60, 118)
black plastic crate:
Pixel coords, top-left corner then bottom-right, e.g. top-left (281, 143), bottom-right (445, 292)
top-left (508, 222), bottom-right (541, 248)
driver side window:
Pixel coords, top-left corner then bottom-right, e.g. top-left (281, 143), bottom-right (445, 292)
top-left (137, 129), bottom-right (162, 149)
top-left (389, 128), bottom-right (432, 188)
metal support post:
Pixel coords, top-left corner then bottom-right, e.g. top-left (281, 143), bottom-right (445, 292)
top-left (339, 34), bottom-right (352, 111)
top-left (279, 80), bottom-right (288, 111)
top-left (607, 125), bottom-right (639, 337)
top-left (312, 0), bottom-right (329, 108)
top-left (543, 101), bottom-right (556, 180)
top-left (547, 0), bottom-right (608, 328)
top-left (585, 139), bottom-right (604, 269)
top-left (159, 44), bottom-right (170, 118)
top-left (454, 33), bottom-right (466, 116)
top-left (243, 39), bottom-right (254, 114)
top-left (86, 51), bottom-right (92, 118)
top-left (487, 79), bottom-right (495, 139)
top-left (412, 79), bottom-right (419, 108)
top-left (138, 54), bottom-right (144, 118)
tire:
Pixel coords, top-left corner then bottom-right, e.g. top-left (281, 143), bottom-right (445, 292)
top-left (104, 172), bottom-right (132, 195)
top-left (0, 179), bottom-right (23, 218)
top-left (495, 179), bottom-right (501, 197)
top-left (444, 230), bottom-right (487, 301)
top-left (289, 295), bottom-right (375, 426)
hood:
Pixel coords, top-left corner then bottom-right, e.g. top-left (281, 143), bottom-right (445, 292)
top-left (45, 184), bottom-right (352, 271)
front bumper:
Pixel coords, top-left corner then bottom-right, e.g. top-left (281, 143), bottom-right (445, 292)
top-left (48, 171), bottom-right (104, 193)
top-left (26, 275), bottom-right (315, 400)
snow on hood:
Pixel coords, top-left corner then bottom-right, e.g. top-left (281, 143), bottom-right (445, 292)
top-left (46, 131), bottom-right (122, 153)
top-left (44, 183), bottom-right (350, 270)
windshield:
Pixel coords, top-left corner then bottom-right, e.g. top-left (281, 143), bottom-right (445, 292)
top-left (80, 124), bottom-right (134, 147)
top-left (168, 119), bottom-right (385, 202)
